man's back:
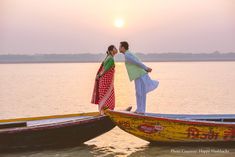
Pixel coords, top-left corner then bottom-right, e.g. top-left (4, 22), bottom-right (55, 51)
top-left (124, 51), bottom-right (147, 81)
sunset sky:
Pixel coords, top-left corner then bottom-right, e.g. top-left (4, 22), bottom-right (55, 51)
top-left (0, 0), bottom-right (235, 54)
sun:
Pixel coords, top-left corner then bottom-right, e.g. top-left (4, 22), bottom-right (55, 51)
top-left (114, 18), bottom-right (125, 28)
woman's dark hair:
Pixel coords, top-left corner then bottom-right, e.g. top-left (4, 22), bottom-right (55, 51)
top-left (106, 45), bottom-right (115, 55)
top-left (120, 41), bottom-right (129, 50)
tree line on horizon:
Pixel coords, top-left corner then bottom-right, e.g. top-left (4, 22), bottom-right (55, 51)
top-left (0, 52), bottom-right (235, 63)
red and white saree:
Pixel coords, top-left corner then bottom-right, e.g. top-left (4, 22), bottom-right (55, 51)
top-left (91, 55), bottom-right (115, 112)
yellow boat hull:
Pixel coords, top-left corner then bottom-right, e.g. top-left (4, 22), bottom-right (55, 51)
top-left (106, 110), bottom-right (235, 143)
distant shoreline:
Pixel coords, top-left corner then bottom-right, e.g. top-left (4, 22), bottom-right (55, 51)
top-left (1, 52), bottom-right (235, 63)
top-left (1, 60), bottom-right (235, 64)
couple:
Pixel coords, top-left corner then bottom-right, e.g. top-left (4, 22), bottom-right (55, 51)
top-left (91, 41), bottom-right (159, 115)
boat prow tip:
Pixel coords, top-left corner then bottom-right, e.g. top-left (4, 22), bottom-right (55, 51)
top-left (126, 106), bottom-right (132, 111)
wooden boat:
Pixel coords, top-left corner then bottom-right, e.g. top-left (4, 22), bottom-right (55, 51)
top-left (0, 112), bottom-right (115, 150)
top-left (105, 110), bottom-right (235, 144)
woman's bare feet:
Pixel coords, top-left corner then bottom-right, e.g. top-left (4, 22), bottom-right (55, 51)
top-left (100, 109), bottom-right (105, 115)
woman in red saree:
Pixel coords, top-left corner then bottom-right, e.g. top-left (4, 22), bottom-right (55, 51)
top-left (91, 45), bottom-right (117, 114)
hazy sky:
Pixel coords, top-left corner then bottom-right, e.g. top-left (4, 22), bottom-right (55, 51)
top-left (0, 0), bottom-right (235, 54)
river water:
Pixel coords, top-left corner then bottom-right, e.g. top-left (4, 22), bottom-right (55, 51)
top-left (0, 62), bottom-right (235, 156)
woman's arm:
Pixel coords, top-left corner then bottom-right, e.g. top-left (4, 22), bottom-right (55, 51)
top-left (98, 57), bottom-right (114, 77)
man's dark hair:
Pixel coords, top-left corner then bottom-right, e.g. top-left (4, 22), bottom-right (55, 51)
top-left (120, 41), bottom-right (129, 50)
